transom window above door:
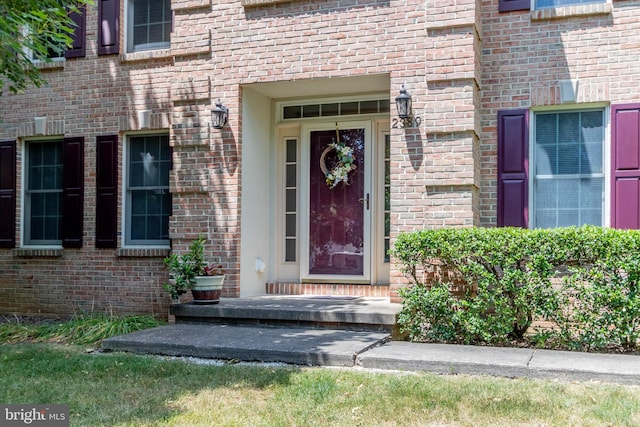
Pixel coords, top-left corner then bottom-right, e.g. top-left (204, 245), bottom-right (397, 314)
top-left (282, 100), bottom-right (389, 120)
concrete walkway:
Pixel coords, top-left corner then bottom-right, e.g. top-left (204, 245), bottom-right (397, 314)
top-left (102, 323), bottom-right (640, 385)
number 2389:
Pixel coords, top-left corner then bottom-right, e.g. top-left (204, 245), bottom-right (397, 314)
top-left (392, 116), bottom-right (422, 129)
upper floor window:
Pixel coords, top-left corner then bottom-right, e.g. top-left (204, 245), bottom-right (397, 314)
top-left (25, 140), bottom-right (63, 245)
top-left (532, 109), bottom-right (604, 228)
top-left (125, 135), bottom-right (171, 246)
top-left (535, 0), bottom-right (604, 9)
top-left (22, 27), bottom-right (66, 62)
top-left (127, 0), bottom-right (171, 52)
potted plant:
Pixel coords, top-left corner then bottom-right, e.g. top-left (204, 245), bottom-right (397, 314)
top-left (163, 236), bottom-right (225, 304)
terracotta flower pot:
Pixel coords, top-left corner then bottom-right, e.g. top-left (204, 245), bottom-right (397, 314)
top-left (191, 275), bottom-right (224, 304)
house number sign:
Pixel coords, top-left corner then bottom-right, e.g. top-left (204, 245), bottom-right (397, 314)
top-left (391, 116), bottom-right (422, 129)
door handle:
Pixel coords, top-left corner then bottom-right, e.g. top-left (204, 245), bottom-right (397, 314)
top-left (359, 193), bottom-right (370, 210)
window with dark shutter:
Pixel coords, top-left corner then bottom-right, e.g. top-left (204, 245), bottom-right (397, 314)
top-left (611, 104), bottom-right (640, 229)
top-left (62, 137), bottom-right (84, 248)
top-left (497, 110), bottom-right (529, 228)
top-left (65, 5), bottom-right (86, 58)
top-left (0, 141), bottom-right (16, 248)
top-left (499, 0), bottom-right (530, 12)
top-left (98, 0), bottom-right (120, 55)
top-left (96, 135), bottom-right (118, 248)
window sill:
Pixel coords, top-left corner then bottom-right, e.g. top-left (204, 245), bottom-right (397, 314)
top-left (117, 248), bottom-right (171, 258)
top-left (120, 49), bottom-right (172, 63)
top-left (531, 3), bottom-right (612, 20)
top-left (15, 248), bottom-right (63, 258)
top-left (33, 59), bottom-right (65, 71)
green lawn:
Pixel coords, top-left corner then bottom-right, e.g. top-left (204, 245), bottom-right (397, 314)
top-left (1, 344), bottom-right (638, 426)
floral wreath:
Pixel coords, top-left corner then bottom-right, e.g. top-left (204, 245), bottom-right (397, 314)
top-left (320, 133), bottom-right (357, 189)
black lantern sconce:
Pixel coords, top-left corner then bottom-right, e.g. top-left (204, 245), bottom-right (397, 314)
top-left (395, 85), bottom-right (412, 120)
top-left (211, 99), bottom-right (228, 129)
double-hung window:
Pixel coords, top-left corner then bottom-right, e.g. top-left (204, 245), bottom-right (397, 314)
top-left (126, 135), bottom-right (171, 246)
top-left (127, 0), bottom-right (172, 52)
top-left (532, 110), bottom-right (605, 228)
top-left (25, 140), bottom-right (63, 245)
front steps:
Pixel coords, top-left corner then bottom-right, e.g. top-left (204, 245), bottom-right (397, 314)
top-left (265, 282), bottom-right (391, 298)
top-left (170, 295), bottom-right (403, 338)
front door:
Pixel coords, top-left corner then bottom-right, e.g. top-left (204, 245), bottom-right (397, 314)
top-left (302, 123), bottom-right (371, 281)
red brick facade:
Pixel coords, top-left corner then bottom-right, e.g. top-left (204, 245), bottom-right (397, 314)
top-left (0, 0), bottom-right (638, 317)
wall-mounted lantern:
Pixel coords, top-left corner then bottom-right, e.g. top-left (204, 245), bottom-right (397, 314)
top-left (395, 85), bottom-right (412, 120)
top-left (211, 99), bottom-right (228, 129)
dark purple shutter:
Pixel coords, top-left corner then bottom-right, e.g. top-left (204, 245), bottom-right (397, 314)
top-left (96, 135), bottom-right (118, 248)
top-left (65, 5), bottom-right (86, 58)
top-left (0, 140), bottom-right (16, 248)
top-left (98, 0), bottom-right (119, 55)
top-left (497, 110), bottom-right (528, 228)
top-left (499, 0), bottom-right (530, 12)
top-left (62, 137), bottom-right (84, 248)
top-left (611, 104), bottom-right (640, 229)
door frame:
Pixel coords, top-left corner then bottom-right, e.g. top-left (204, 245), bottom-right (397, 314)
top-left (300, 120), bottom-right (373, 283)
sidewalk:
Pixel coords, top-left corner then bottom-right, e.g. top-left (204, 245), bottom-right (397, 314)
top-left (102, 323), bottom-right (640, 385)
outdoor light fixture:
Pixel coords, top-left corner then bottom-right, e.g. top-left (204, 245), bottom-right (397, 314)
top-left (395, 85), bottom-right (412, 120)
top-left (211, 99), bottom-right (228, 129)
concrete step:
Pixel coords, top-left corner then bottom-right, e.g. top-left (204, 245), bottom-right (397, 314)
top-left (102, 323), bottom-right (390, 367)
top-left (170, 295), bottom-right (402, 337)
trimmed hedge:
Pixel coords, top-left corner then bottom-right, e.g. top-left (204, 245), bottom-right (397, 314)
top-left (391, 226), bottom-right (640, 352)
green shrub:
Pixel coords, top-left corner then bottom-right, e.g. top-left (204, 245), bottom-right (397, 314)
top-left (392, 226), bottom-right (640, 351)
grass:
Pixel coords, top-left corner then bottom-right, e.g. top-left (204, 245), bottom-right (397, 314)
top-left (0, 345), bottom-right (638, 426)
top-left (0, 316), bottom-right (638, 426)
top-left (0, 314), bottom-right (164, 345)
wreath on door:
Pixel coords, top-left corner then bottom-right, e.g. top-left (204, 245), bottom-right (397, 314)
top-left (320, 129), bottom-right (357, 189)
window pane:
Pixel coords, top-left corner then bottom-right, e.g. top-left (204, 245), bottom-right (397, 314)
top-left (535, 179), bottom-right (555, 209)
top-left (582, 143), bottom-right (602, 174)
top-left (285, 239), bottom-right (296, 262)
top-left (558, 144), bottom-right (580, 174)
top-left (581, 209), bottom-right (602, 226)
top-left (286, 139), bottom-right (297, 163)
top-left (340, 102), bottom-right (358, 115)
top-left (536, 210), bottom-right (556, 229)
top-left (302, 105), bottom-right (320, 118)
top-left (321, 103), bottom-right (339, 116)
top-left (536, 145), bottom-right (556, 175)
top-left (286, 164), bottom-right (296, 187)
top-left (557, 179), bottom-right (579, 208)
top-left (360, 100), bottom-right (378, 114)
top-left (283, 106), bottom-right (301, 119)
top-left (286, 189), bottom-right (296, 212)
top-left (285, 213), bottom-right (296, 237)
top-left (581, 178), bottom-right (602, 208)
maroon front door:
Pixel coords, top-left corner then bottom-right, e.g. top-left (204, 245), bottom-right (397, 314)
top-left (308, 129), bottom-right (366, 276)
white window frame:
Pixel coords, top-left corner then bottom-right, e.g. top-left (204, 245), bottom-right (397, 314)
top-left (529, 106), bottom-right (610, 229)
top-left (21, 26), bottom-right (66, 63)
top-left (23, 138), bottom-right (64, 247)
top-left (126, 0), bottom-right (172, 53)
top-left (533, 0), bottom-right (605, 10)
top-left (123, 133), bottom-right (171, 247)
